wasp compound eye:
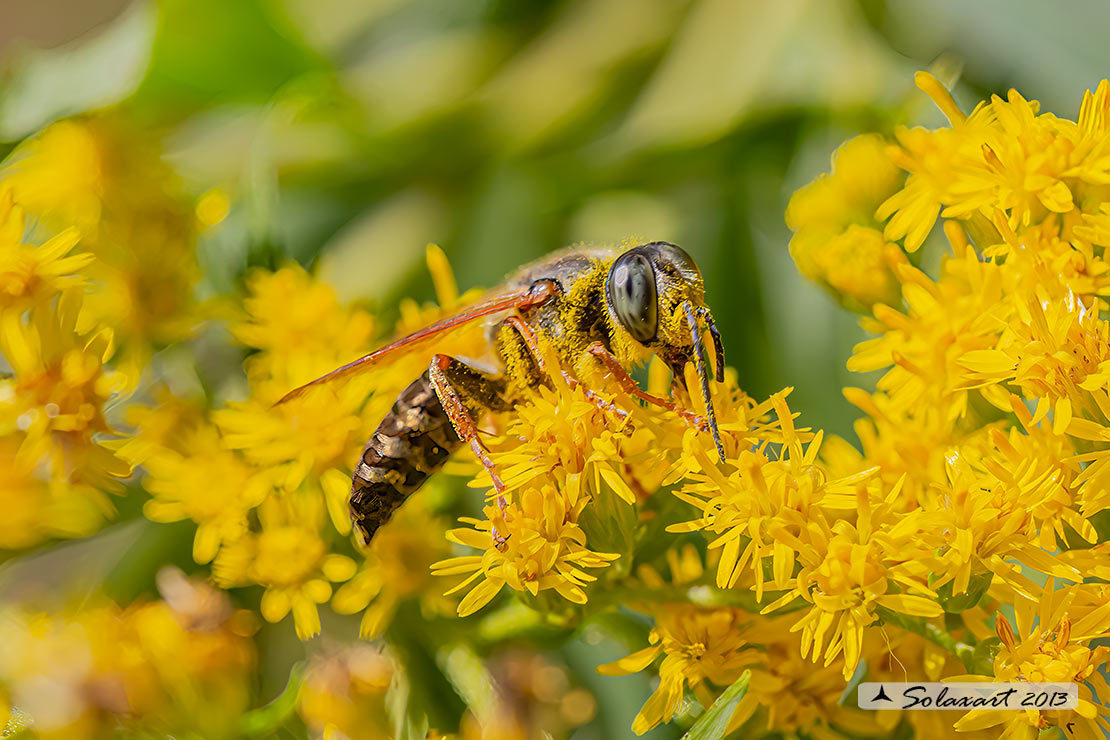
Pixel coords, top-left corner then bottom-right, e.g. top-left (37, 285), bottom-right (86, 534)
top-left (645, 241), bottom-right (701, 283)
top-left (607, 251), bottom-right (658, 343)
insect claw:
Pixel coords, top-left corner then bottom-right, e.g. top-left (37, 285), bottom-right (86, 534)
top-left (492, 526), bottom-right (510, 552)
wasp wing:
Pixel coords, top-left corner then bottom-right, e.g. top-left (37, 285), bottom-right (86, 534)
top-left (274, 286), bottom-right (551, 406)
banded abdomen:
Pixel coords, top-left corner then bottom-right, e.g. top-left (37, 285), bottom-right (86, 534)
top-left (350, 372), bottom-right (462, 543)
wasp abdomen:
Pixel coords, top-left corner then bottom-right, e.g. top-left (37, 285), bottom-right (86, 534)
top-left (350, 372), bottom-right (461, 543)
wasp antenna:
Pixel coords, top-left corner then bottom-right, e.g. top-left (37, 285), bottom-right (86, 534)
top-left (684, 302), bottom-right (726, 463)
top-left (696, 306), bottom-right (725, 383)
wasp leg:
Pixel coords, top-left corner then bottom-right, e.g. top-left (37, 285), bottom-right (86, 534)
top-left (586, 342), bottom-right (709, 430)
top-left (427, 354), bottom-right (512, 551)
top-left (500, 316), bottom-right (629, 422)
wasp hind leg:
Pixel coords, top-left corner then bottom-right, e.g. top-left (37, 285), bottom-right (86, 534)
top-left (427, 354), bottom-right (513, 550)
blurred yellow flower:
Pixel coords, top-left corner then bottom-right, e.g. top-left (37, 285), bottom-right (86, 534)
top-left (298, 644), bottom-right (395, 740)
top-left (140, 423), bottom-right (270, 564)
top-left (0, 187), bottom-right (89, 314)
top-left (786, 133), bottom-right (906, 310)
top-left (0, 293), bottom-right (130, 492)
top-left (0, 434), bottom-right (110, 549)
top-left (214, 496), bottom-right (356, 639)
top-left (0, 570), bottom-right (255, 739)
top-left (231, 264), bottom-right (376, 397)
top-left (2, 115), bottom-right (201, 384)
top-left (332, 496), bottom-right (456, 638)
top-left (2, 119), bottom-right (106, 233)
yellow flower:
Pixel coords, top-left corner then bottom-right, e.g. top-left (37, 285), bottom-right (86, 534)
top-left (298, 644), bottom-right (395, 740)
top-left (230, 264), bottom-right (376, 399)
top-left (730, 616), bottom-right (881, 738)
top-left (490, 377), bottom-right (676, 506)
top-left (432, 483), bottom-right (619, 616)
top-left (214, 264), bottom-right (382, 488)
top-left (848, 249), bottom-right (1007, 423)
top-left (0, 187), bottom-right (89, 313)
top-left (765, 524), bottom-right (941, 680)
top-left (597, 606), bottom-right (759, 734)
top-left (213, 496), bottom-right (356, 639)
top-left (955, 581), bottom-right (1110, 739)
top-left (959, 90), bottom-right (1075, 227)
top-left (786, 134), bottom-right (906, 310)
top-left (331, 495), bottom-right (456, 638)
top-left (140, 422), bottom-right (270, 564)
top-left (669, 397), bottom-right (873, 601)
top-left (958, 290), bottom-right (1110, 432)
top-left (0, 293), bottom-right (130, 491)
top-left (875, 72), bottom-right (996, 251)
top-left (2, 118), bottom-right (106, 233)
top-left (0, 434), bottom-right (109, 548)
top-left (117, 385), bottom-right (208, 466)
top-left (3, 116), bottom-right (201, 383)
top-left (215, 392), bottom-right (368, 486)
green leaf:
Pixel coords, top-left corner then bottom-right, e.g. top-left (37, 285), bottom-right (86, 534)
top-left (0, 3), bottom-right (156, 138)
top-left (682, 670), bottom-right (750, 740)
top-left (936, 571), bottom-right (993, 613)
top-left (837, 658), bottom-right (868, 707)
top-left (133, 0), bottom-right (325, 115)
top-left (240, 661), bottom-right (306, 736)
top-left (385, 601), bottom-right (466, 736)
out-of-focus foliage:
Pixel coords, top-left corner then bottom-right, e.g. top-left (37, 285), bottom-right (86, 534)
top-left (3, 1), bottom-right (1110, 738)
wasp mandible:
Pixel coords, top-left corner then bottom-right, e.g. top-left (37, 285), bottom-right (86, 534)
top-left (278, 242), bottom-right (726, 545)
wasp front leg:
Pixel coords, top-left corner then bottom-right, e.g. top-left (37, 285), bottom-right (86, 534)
top-left (427, 354), bottom-right (513, 550)
top-left (585, 342), bottom-right (710, 431)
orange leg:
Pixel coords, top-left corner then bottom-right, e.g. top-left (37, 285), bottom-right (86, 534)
top-left (502, 316), bottom-right (629, 422)
top-left (586, 342), bottom-right (709, 430)
top-left (428, 354), bottom-right (509, 550)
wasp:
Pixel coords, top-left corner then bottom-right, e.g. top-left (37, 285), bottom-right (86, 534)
top-left (278, 242), bottom-right (726, 546)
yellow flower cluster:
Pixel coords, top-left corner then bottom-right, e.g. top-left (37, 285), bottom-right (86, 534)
top-left (132, 265), bottom-right (367, 639)
top-left (128, 248), bottom-right (490, 640)
top-left (0, 569), bottom-right (256, 739)
top-left (437, 74), bottom-right (1110, 737)
top-left (771, 72), bottom-right (1110, 738)
top-left (7, 74), bottom-right (1110, 740)
top-left (0, 115), bottom-right (196, 550)
top-left (786, 134), bottom-right (908, 311)
top-left (4, 117), bottom-right (202, 384)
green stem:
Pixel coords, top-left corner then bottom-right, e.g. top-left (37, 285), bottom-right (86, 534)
top-left (877, 607), bottom-right (984, 672)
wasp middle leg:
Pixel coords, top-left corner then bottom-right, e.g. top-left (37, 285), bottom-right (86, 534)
top-left (499, 316), bottom-right (629, 423)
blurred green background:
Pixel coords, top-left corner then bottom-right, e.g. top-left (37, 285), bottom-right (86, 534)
top-left (4, 1), bottom-right (1110, 737)
top-left (4, 0), bottom-right (1110, 441)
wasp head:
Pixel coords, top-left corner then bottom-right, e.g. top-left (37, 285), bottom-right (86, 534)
top-left (604, 241), bottom-right (726, 461)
